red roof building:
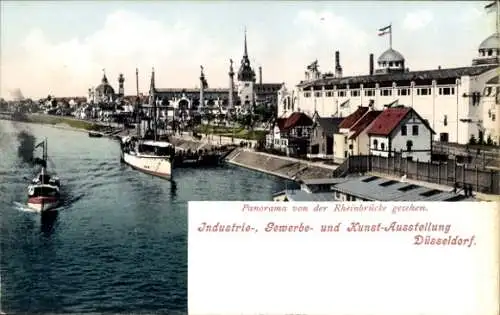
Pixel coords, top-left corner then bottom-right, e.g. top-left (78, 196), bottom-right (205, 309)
top-left (367, 106), bottom-right (435, 162)
top-left (348, 110), bottom-right (382, 140)
top-left (338, 106), bottom-right (369, 129)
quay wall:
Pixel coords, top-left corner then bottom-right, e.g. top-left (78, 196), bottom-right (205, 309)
top-left (224, 148), bottom-right (337, 180)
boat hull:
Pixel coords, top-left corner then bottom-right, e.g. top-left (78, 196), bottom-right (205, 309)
top-left (122, 151), bottom-right (172, 179)
top-left (27, 196), bottom-right (60, 212)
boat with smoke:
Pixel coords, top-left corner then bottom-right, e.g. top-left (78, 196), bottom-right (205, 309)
top-left (27, 138), bottom-right (61, 212)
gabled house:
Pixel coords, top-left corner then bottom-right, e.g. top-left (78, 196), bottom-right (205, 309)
top-left (333, 106), bottom-right (370, 163)
top-left (266, 112), bottom-right (314, 156)
top-left (346, 110), bottom-right (382, 156)
top-left (266, 117), bottom-right (287, 150)
top-left (308, 112), bottom-right (344, 159)
top-left (367, 106), bottom-right (435, 162)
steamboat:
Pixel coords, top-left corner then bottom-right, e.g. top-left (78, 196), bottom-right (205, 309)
top-left (27, 138), bottom-right (61, 212)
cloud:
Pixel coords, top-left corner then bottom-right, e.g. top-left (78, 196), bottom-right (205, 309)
top-left (0, 10), bottom-right (270, 99)
top-left (402, 10), bottom-right (433, 31)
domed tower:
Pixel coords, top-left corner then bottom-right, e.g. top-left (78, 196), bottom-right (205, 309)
top-left (375, 48), bottom-right (406, 74)
top-left (95, 69), bottom-right (115, 103)
top-left (375, 23), bottom-right (406, 74)
top-left (237, 28), bottom-right (256, 108)
top-left (472, 33), bottom-right (500, 66)
top-left (118, 73), bottom-right (125, 97)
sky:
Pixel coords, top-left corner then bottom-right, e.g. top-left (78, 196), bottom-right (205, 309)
top-left (0, 1), bottom-right (495, 100)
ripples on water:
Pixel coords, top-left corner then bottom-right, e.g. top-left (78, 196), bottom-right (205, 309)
top-left (0, 120), bottom-right (292, 314)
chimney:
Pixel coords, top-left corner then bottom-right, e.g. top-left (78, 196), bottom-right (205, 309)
top-left (259, 66), bottom-right (262, 85)
top-left (369, 54), bottom-right (374, 76)
top-left (335, 51), bottom-right (343, 78)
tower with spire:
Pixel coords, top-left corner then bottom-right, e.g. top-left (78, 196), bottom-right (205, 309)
top-left (237, 27), bottom-right (256, 109)
top-left (118, 73), bottom-right (125, 97)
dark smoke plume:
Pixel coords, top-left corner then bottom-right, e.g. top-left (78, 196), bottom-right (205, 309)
top-left (17, 130), bottom-right (36, 164)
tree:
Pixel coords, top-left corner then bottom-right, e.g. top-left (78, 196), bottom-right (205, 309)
top-left (469, 134), bottom-right (477, 145)
top-left (486, 134), bottom-right (494, 146)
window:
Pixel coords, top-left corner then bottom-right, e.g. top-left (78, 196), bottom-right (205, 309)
top-left (244, 83), bottom-right (250, 87)
top-left (406, 140), bottom-right (413, 151)
top-left (344, 136), bottom-right (347, 144)
top-left (420, 189), bottom-right (442, 197)
top-left (281, 139), bottom-right (287, 145)
top-left (304, 92), bottom-right (311, 98)
top-left (398, 184), bottom-right (419, 192)
top-left (325, 91), bottom-right (334, 97)
top-left (438, 87), bottom-right (455, 95)
top-left (314, 92), bottom-right (321, 97)
top-left (440, 133), bottom-right (449, 142)
top-left (401, 125), bottom-right (407, 136)
top-left (351, 89), bottom-right (360, 97)
top-left (397, 88), bottom-right (411, 96)
top-left (362, 176), bottom-right (379, 182)
top-left (493, 114), bottom-right (496, 122)
top-left (412, 125), bottom-right (419, 136)
top-left (389, 62), bottom-right (393, 67)
top-left (381, 89), bottom-right (392, 96)
top-left (380, 180), bottom-right (398, 187)
top-left (344, 151), bottom-right (348, 158)
top-left (373, 139), bottom-right (378, 149)
top-left (444, 115), bottom-right (448, 126)
top-left (338, 90), bottom-right (346, 97)
top-left (365, 89), bottom-right (375, 97)
top-left (488, 49), bottom-right (493, 56)
top-left (417, 88), bottom-right (431, 96)
top-left (381, 143), bottom-right (385, 151)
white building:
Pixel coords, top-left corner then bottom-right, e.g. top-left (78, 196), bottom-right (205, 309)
top-left (278, 32), bottom-right (499, 145)
top-left (367, 106), bottom-right (435, 162)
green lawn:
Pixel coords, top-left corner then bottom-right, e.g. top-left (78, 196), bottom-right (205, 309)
top-left (24, 114), bottom-right (103, 131)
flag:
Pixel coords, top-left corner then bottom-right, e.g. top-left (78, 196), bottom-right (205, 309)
top-left (340, 99), bottom-right (350, 108)
top-left (35, 141), bottom-right (44, 148)
top-left (378, 24), bottom-right (391, 36)
top-left (485, 1), bottom-right (497, 13)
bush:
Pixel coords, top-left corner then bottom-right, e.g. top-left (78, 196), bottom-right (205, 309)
top-left (469, 135), bottom-right (476, 145)
top-left (486, 135), bottom-right (494, 146)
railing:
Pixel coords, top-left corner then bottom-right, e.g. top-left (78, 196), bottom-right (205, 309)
top-left (339, 154), bottom-right (500, 194)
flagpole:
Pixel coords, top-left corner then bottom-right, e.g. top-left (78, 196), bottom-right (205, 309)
top-left (496, 0), bottom-right (499, 34)
top-left (390, 23), bottom-right (392, 49)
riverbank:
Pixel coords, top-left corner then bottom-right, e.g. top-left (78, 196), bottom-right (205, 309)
top-left (10, 113), bottom-right (116, 132)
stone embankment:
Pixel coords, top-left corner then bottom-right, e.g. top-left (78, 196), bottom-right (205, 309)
top-left (224, 148), bottom-right (338, 180)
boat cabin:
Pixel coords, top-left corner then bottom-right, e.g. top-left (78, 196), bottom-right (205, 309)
top-left (29, 185), bottom-right (60, 197)
top-left (32, 173), bottom-right (60, 187)
top-left (137, 140), bottom-right (175, 156)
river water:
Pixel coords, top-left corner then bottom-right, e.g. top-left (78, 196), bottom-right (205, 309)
top-left (0, 120), bottom-right (292, 314)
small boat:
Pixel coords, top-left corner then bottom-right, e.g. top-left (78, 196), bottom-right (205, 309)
top-left (27, 138), bottom-right (61, 212)
top-left (88, 131), bottom-right (103, 138)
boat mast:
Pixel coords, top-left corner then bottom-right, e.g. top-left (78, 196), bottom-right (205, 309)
top-left (150, 67), bottom-right (157, 141)
top-left (44, 137), bottom-right (48, 167)
top-left (136, 68), bottom-right (141, 138)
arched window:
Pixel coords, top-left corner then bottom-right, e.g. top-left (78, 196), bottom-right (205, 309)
top-left (381, 143), bottom-right (385, 151)
top-left (406, 140), bottom-right (413, 152)
top-left (373, 139), bottom-right (378, 149)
